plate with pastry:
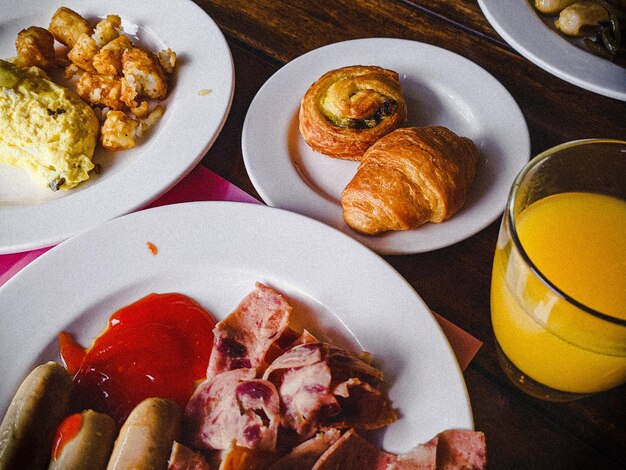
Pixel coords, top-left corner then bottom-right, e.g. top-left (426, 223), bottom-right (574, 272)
top-left (0, 0), bottom-right (234, 254)
top-left (242, 38), bottom-right (530, 255)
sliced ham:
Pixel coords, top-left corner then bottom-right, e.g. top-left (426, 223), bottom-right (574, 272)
top-left (311, 429), bottom-right (395, 470)
top-left (184, 368), bottom-right (280, 452)
top-left (386, 429), bottom-right (486, 470)
top-left (207, 283), bottom-right (292, 380)
top-left (263, 342), bottom-right (396, 437)
top-left (168, 441), bottom-right (211, 470)
top-left (269, 428), bottom-right (341, 469)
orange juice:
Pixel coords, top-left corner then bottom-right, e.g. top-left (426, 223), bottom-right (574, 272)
top-left (491, 192), bottom-right (626, 394)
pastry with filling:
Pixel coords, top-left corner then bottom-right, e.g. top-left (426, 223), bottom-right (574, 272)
top-left (299, 65), bottom-right (407, 160)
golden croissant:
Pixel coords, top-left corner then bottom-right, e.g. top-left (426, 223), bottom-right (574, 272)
top-left (299, 65), bottom-right (407, 160)
top-left (341, 126), bottom-right (479, 235)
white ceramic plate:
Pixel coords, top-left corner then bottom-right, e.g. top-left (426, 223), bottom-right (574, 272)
top-left (242, 38), bottom-right (530, 255)
top-left (478, 0), bottom-right (626, 101)
top-left (0, 0), bottom-right (234, 253)
top-left (0, 201), bottom-right (473, 453)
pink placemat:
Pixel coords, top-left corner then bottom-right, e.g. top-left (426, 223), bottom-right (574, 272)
top-left (0, 165), bottom-right (481, 370)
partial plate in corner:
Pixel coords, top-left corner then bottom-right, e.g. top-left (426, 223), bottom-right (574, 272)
top-left (0, 0), bottom-right (234, 253)
top-left (478, 0), bottom-right (626, 101)
top-left (242, 38), bottom-right (529, 255)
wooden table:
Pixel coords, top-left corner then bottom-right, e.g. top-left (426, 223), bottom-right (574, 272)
top-left (193, 1), bottom-right (626, 467)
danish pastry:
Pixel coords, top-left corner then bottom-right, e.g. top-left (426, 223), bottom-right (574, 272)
top-left (341, 126), bottom-right (479, 235)
top-left (299, 65), bottom-right (407, 160)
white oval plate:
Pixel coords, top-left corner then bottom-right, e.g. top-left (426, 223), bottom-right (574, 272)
top-left (0, 0), bottom-right (234, 253)
top-left (478, 0), bottom-right (626, 101)
top-left (242, 38), bottom-right (529, 255)
top-left (0, 201), bottom-right (473, 453)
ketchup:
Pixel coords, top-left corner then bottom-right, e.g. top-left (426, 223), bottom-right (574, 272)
top-left (59, 293), bottom-right (216, 425)
top-left (51, 413), bottom-right (83, 461)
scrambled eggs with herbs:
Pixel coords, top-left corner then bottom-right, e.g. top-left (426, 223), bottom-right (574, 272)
top-left (0, 59), bottom-right (98, 191)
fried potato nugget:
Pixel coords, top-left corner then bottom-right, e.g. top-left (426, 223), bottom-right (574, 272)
top-left (93, 35), bottom-right (133, 76)
top-left (101, 105), bottom-right (164, 150)
top-left (93, 15), bottom-right (122, 48)
top-left (49, 7), bottom-right (93, 48)
top-left (67, 33), bottom-right (99, 71)
top-left (14, 26), bottom-right (56, 69)
top-left (121, 47), bottom-right (168, 108)
top-left (77, 72), bottom-right (125, 110)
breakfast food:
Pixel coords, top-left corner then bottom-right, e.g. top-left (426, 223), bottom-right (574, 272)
top-left (299, 65), bottom-right (407, 160)
top-left (49, 410), bottom-right (116, 470)
top-left (107, 398), bottom-right (182, 470)
top-left (0, 362), bottom-right (72, 469)
top-left (0, 59), bottom-right (99, 191)
top-left (533, 0), bottom-right (626, 63)
top-left (0, 283), bottom-right (487, 469)
top-left (1, 7), bottom-right (177, 190)
top-left (341, 126), bottom-right (479, 235)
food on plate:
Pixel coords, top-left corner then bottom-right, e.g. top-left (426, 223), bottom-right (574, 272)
top-left (555, 1), bottom-right (610, 36)
top-left (0, 59), bottom-right (99, 191)
top-left (0, 283), bottom-right (487, 469)
top-left (14, 26), bottom-right (57, 69)
top-left (49, 410), bottom-right (116, 470)
top-left (534, 0), bottom-right (578, 14)
top-left (1, 7), bottom-right (177, 190)
top-left (299, 65), bottom-right (407, 160)
top-left (107, 398), bottom-right (182, 470)
top-left (533, 0), bottom-right (626, 63)
top-left (0, 362), bottom-right (72, 469)
top-left (59, 292), bottom-right (216, 425)
top-left (341, 126), bottom-right (479, 235)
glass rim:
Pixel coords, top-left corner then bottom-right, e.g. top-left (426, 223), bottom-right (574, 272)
top-left (506, 138), bottom-right (626, 328)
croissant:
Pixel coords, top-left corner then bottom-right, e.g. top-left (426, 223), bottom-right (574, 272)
top-left (299, 65), bottom-right (407, 160)
top-left (341, 126), bottom-right (479, 235)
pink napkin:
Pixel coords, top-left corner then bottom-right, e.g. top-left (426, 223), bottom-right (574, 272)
top-left (0, 165), bottom-right (481, 370)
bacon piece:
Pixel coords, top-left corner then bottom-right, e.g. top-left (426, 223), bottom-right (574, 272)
top-left (184, 369), bottom-right (280, 452)
top-left (207, 283), bottom-right (292, 379)
top-left (167, 441), bottom-right (211, 470)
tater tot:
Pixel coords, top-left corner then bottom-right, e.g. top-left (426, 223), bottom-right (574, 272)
top-left (93, 35), bottom-right (133, 76)
top-left (120, 47), bottom-right (168, 108)
top-left (77, 72), bottom-right (125, 109)
top-left (101, 110), bottom-right (141, 150)
top-left (14, 26), bottom-right (56, 69)
top-left (67, 33), bottom-right (99, 71)
top-left (49, 7), bottom-right (93, 48)
top-left (93, 15), bottom-right (122, 48)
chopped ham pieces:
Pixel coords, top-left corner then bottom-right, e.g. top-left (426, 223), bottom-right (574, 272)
top-left (167, 441), bottom-right (211, 470)
top-left (184, 368), bottom-right (280, 452)
top-left (180, 282), bottom-right (487, 469)
top-left (206, 282), bottom-right (292, 380)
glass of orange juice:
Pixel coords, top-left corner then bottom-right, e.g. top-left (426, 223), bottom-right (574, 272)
top-left (490, 139), bottom-right (626, 401)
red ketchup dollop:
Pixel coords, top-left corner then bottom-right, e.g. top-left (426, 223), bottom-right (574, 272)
top-left (59, 293), bottom-right (216, 426)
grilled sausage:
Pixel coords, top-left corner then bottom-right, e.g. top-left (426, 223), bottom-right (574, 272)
top-left (0, 362), bottom-right (72, 470)
top-left (106, 398), bottom-right (182, 470)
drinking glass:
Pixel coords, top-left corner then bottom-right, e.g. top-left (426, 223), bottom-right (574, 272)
top-left (490, 139), bottom-right (626, 401)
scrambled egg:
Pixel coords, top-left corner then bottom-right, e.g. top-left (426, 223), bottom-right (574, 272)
top-left (0, 59), bottom-right (99, 190)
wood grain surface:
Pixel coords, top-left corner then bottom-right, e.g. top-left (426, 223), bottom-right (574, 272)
top-left (195, 0), bottom-right (626, 467)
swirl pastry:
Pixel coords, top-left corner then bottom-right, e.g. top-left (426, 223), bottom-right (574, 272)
top-left (299, 65), bottom-right (407, 160)
top-left (341, 126), bottom-right (479, 235)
